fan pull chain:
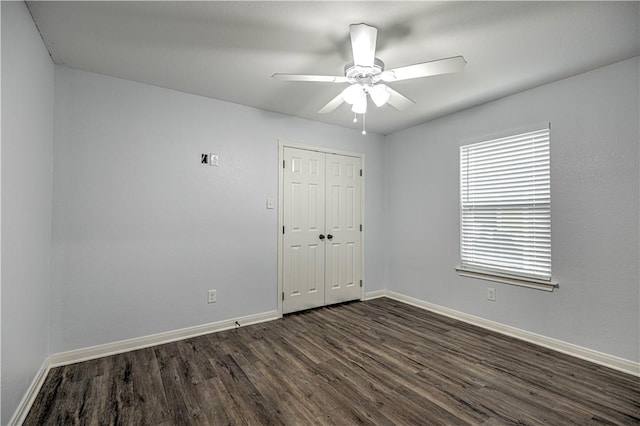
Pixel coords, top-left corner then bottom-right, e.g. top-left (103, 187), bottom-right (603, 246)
top-left (353, 112), bottom-right (358, 123)
top-left (361, 113), bottom-right (367, 135)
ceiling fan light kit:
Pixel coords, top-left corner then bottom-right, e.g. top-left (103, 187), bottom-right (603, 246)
top-left (369, 84), bottom-right (390, 107)
top-left (272, 23), bottom-right (466, 135)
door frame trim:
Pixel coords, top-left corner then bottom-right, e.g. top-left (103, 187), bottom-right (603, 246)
top-left (277, 140), bottom-right (365, 316)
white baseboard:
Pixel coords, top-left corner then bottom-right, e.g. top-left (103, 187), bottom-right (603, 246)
top-left (8, 359), bottom-right (52, 426)
top-left (48, 310), bottom-right (280, 367)
top-left (10, 309), bottom-right (280, 425)
top-left (384, 290), bottom-right (640, 377)
top-left (364, 289), bottom-right (386, 300)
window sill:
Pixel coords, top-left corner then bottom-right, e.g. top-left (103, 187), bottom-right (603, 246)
top-left (456, 267), bottom-right (557, 292)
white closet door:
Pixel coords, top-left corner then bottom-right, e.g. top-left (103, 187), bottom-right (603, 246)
top-left (324, 153), bottom-right (362, 305)
top-left (282, 147), bottom-right (362, 314)
top-left (282, 147), bottom-right (326, 314)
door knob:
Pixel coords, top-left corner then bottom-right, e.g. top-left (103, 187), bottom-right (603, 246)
top-left (319, 234), bottom-right (325, 240)
top-left (327, 234), bottom-right (333, 240)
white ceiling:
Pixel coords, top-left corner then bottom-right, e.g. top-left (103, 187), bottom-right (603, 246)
top-left (27, 1), bottom-right (639, 135)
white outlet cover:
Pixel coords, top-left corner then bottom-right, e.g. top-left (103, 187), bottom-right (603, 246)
top-left (208, 289), bottom-right (217, 303)
top-left (209, 154), bottom-right (219, 166)
top-left (487, 288), bottom-right (496, 301)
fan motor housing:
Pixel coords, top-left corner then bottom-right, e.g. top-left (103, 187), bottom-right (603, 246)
top-left (345, 58), bottom-right (385, 85)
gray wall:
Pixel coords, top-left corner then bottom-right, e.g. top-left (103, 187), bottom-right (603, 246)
top-left (51, 66), bottom-right (386, 353)
top-left (1, 2), bottom-right (55, 423)
top-left (384, 57), bottom-right (640, 362)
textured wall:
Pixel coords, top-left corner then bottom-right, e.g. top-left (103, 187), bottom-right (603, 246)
top-left (51, 67), bottom-right (386, 353)
top-left (1, 2), bottom-right (55, 423)
top-left (384, 57), bottom-right (640, 362)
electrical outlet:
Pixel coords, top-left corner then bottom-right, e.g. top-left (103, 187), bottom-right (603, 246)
top-left (487, 287), bottom-right (496, 301)
top-left (209, 154), bottom-right (219, 167)
top-left (208, 289), bottom-right (217, 303)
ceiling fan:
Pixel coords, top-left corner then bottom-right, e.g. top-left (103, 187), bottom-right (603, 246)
top-left (272, 23), bottom-right (466, 134)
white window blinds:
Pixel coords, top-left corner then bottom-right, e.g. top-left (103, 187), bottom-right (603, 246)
top-left (460, 128), bottom-right (551, 281)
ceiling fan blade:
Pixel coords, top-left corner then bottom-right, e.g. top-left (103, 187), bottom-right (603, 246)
top-left (384, 86), bottom-right (415, 110)
top-left (380, 56), bottom-right (467, 82)
top-left (350, 24), bottom-right (377, 67)
top-left (318, 92), bottom-right (346, 114)
top-left (272, 74), bottom-right (349, 83)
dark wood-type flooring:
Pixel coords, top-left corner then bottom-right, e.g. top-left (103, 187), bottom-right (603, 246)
top-left (25, 297), bottom-right (640, 425)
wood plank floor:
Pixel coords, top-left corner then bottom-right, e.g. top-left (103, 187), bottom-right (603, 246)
top-left (25, 297), bottom-right (639, 425)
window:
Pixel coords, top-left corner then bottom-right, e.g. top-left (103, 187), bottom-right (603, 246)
top-left (458, 127), bottom-right (553, 290)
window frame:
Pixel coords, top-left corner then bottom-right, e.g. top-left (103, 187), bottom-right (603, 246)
top-left (456, 125), bottom-right (556, 291)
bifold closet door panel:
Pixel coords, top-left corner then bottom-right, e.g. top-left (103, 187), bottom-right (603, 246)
top-left (282, 147), bottom-right (326, 314)
top-left (324, 153), bottom-right (362, 305)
